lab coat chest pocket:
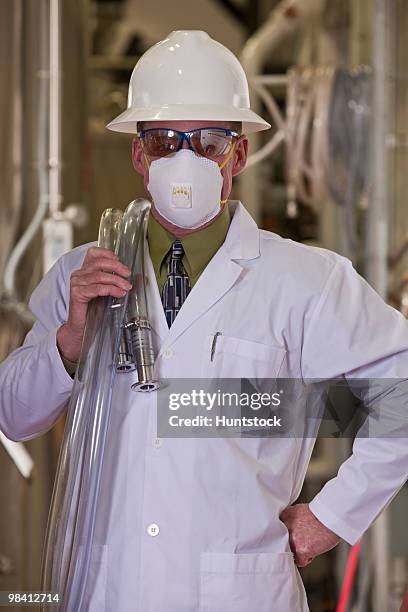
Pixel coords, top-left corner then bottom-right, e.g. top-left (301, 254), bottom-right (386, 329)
top-left (202, 334), bottom-right (287, 380)
top-left (199, 552), bottom-right (300, 612)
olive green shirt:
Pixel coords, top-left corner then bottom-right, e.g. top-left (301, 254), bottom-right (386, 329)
top-left (61, 205), bottom-right (231, 376)
top-left (147, 205), bottom-right (231, 294)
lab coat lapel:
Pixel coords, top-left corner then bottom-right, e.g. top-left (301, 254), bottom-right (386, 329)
top-left (163, 201), bottom-right (261, 348)
top-left (164, 250), bottom-right (243, 346)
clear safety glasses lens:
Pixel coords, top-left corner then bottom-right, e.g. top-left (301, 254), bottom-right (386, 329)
top-left (190, 129), bottom-right (236, 157)
top-left (141, 129), bottom-right (180, 157)
top-left (140, 128), bottom-right (237, 159)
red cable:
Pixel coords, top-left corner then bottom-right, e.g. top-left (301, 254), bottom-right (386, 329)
top-left (400, 589), bottom-right (408, 612)
top-left (336, 539), bottom-right (363, 612)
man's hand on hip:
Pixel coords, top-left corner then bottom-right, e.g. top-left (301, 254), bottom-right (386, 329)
top-left (280, 503), bottom-right (341, 567)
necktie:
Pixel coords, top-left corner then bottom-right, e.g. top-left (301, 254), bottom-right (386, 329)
top-left (162, 239), bottom-right (191, 327)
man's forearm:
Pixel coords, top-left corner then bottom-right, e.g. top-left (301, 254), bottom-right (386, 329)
top-left (0, 328), bottom-right (74, 440)
top-left (308, 432), bottom-right (408, 545)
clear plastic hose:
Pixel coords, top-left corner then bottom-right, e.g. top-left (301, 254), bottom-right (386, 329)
top-left (41, 199), bottom-right (157, 611)
top-left (123, 203), bottom-right (159, 392)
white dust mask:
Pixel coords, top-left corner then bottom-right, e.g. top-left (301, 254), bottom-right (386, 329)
top-left (147, 149), bottom-right (225, 229)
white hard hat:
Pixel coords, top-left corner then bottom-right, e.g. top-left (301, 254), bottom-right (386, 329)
top-left (106, 30), bottom-right (270, 134)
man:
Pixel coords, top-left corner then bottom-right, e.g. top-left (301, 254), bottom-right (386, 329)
top-left (1, 30), bottom-right (408, 612)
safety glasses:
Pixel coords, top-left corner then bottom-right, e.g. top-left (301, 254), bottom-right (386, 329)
top-left (138, 127), bottom-right (239, 159)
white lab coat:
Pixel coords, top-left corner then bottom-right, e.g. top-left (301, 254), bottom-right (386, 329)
top-left (1, 200), bottom-right (408, 612)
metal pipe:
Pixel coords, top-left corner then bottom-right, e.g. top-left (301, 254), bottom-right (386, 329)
top-left (1, 0), bottom-right (85, 312)
top-left (239, 0), bottom-right (326, 221)
top-left (367, 2), bottom-right (393, 610)
top-left (365, 0), bottom-right (389, 297)
top-left (0, 433), bottom-right (34, 480)
top-left (1, 0), bottom-right (50, 322)
top-left (49, 0), bottom-right (62, 216)
top-left (254, 75), bottom-right (289, 86)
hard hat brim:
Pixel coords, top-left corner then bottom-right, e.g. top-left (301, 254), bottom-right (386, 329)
top-left (106, 105), bottom-right (270, 134)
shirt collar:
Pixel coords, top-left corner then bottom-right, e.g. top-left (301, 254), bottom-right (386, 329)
top-left (147, 204), bottom-right (231, 281)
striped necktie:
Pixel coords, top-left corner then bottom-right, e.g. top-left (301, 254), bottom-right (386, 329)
top-left (162, 239), bottom-right (191, 327)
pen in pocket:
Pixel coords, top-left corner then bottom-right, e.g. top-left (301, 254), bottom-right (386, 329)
top-left (210, 332), bottom-right (222, 362)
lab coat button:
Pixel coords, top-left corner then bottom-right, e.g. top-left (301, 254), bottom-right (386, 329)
top-left (162, 348), bottom-right (174, 359)
top-left (147, 523), bottom-right (160, 537)
top-left (153, 437), bottom-right (163, 448)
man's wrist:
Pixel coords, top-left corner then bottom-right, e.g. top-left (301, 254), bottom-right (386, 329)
top-left (59, 353), bottom-right (78, 377)
top-left (308, 496), bottom-right (358, 545)
top-left (56, 323), bottom-right (82, 363)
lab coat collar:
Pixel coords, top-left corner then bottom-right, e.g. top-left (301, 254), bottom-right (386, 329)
top-left (145, 200), bottom-right (261, 348)
top-left (222, 200), bottom-right (260, 262)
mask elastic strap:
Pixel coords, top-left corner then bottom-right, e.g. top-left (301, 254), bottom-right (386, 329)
top-left (218, 141), bottom-right (237, 171)
top-left (219, 141), bottom-right (237, 206)
top-left (141, 141), bottom-right (151, 170)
